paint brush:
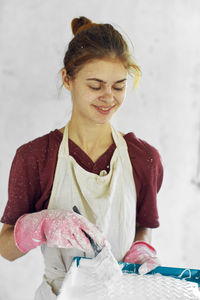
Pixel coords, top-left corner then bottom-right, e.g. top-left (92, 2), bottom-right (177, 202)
top-left (72, 205), bottom-right (102, 256)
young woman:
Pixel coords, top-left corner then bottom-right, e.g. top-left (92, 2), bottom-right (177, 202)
top-left (0, 17), bottom-right (163, 299)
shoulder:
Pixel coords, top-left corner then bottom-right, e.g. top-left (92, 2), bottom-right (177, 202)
top-left (16, 129), bottom-right (63, 160)
top-left (123, 132), bottom-right (162, 162)
top-left (123, 131), bottom-right (163, 185)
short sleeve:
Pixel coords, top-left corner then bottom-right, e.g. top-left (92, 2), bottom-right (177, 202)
top-left (1, 148), bottom-right (41, 225)
top-left (136, 146), bottom-right (163, 228)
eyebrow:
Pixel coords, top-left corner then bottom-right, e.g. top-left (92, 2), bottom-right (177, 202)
top-left (86, 78), bottom-right (127, 84)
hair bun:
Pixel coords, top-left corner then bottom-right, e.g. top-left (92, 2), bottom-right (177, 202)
top-left (71, 16), bottom-right (93, 35)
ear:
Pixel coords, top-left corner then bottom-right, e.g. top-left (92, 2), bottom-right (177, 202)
top-left (62, 68), bottom-right (72, 91)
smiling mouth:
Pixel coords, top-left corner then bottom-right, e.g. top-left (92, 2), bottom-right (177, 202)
top-left (93, 105), bottom-right (115, 114)
top-left (94, 105), bottom-right (114, 110)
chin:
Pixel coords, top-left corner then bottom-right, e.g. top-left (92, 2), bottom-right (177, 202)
top-left (95, 116), bottom-right (113, 125)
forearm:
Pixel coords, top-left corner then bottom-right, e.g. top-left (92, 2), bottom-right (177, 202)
top-left (0, 225), bottom-right (25, 261)
top-left (134, 224), bottom-right (152, 244)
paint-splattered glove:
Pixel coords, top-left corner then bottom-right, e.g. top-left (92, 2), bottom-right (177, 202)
top-left (123, 241), bottom-right (160, 275)
top-left (14, 209), bottom-right (105, 254)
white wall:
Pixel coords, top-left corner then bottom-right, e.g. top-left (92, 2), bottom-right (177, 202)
top-left (0, 0), bottom-right (200, 299)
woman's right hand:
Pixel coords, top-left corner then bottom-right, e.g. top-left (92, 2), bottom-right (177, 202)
top-left (14, 209), bottom-right (105, 253)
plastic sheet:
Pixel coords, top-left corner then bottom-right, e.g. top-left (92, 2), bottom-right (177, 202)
top-left (74, 256), bottom-right (200, 286)
top-left (57, 256), bottom-right (200, 300)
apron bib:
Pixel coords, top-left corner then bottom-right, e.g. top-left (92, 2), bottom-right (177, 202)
top-left (34, 122), bottom-right (137, 299)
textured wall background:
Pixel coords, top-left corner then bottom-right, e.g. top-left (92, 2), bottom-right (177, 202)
top-left (0, 0), bottom-right (200, 299)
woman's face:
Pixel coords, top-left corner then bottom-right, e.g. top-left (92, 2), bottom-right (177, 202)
top-left (62, 58), bottom-right (128, 125)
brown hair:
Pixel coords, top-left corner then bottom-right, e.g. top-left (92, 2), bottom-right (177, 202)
top-left (63, 16), bottom-right (140, 88)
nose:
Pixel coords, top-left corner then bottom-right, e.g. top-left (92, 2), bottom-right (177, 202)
top-left (99, 87), bottom-right (114, 104)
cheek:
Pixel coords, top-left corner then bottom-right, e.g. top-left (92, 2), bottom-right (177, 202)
top-left (117, 92), bottom-right (126, 105)
top-left (75, 92), bottom-right (94, 110)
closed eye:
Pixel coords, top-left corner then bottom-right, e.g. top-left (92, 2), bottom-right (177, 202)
top-left (114, 87), bottom-right (125, 91)
top-left (89, 86), bottom-right (125, 91)
top-left (89, 86), bottom-right (101, 90)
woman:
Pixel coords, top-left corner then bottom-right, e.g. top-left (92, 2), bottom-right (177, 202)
top-left (0, 17), bottom-right (163, 298)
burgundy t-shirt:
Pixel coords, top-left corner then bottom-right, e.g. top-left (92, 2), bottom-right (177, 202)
top-left (1, 129), bottom-right (163, 228)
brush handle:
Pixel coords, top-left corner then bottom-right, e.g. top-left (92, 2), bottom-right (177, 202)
top-left (72, 206), bottom-right (102, 256)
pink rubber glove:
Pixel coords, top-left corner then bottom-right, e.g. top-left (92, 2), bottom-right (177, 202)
top-left (123, 241), bottom-right (160, 275)
top-left (14, 209), bottom-right (105, 253)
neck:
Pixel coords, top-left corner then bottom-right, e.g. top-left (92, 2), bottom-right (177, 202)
top-left (67, 118), bottom-right (113, 152)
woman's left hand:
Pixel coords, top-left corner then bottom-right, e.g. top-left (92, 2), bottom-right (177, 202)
top-left (123, 241), bottom-right (160, 275)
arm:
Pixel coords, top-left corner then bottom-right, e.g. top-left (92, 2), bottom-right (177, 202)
top-left (134, 222), bottom-right (152, 244)
top-left (123, 223), bottom-right (159, 275)
top-left (0, 147), bottom-right (41, 261)
top-left (0, 224), bottom-right (25, 261)
top-left (123, 140), bottom-right (163, 274)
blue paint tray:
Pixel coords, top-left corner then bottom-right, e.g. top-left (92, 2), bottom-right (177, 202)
top-left (73, 257), bottom-right (200, 287)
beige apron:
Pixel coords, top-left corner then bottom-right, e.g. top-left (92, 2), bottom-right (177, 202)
top-left (34, 122), bottom-right (136, 299)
